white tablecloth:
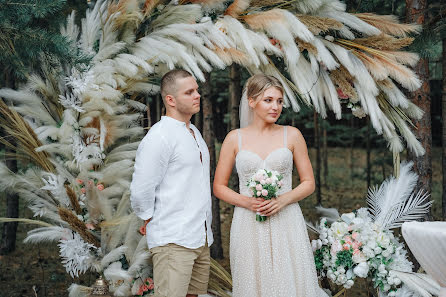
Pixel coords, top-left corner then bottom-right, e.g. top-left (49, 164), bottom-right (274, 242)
top-left (402, 221), bottom-right (446, 297)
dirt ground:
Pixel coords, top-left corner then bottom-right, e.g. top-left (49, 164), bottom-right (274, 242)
top-left (0, 147), bottom-right (443, 297)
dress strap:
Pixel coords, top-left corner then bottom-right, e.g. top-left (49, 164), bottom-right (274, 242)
top-left (283, 126), bottom-right (287, 148)
top-left (237, 129), bottom-right (242, 150)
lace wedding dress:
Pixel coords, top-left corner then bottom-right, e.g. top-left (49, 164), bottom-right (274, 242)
top-left (230, 126), bottom-right (327, 297)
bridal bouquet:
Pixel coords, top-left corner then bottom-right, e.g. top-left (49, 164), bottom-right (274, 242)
top-left (247, 169), bottom-right (283, 222)
top-left (312, 209), bottom-right (412, 295)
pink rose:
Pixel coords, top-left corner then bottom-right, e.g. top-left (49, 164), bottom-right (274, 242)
top-left (352, 232), bottom-right (360, 241)
top-left (352, 242), bottom-right (361, 250)
top-left (85, 223), bottom-right (95, 230)
top-left (261, 189), bottom-right (268, 197)
top-left (97, 184), bottom-right (104, 191)
top-left (76, 178), bottom-right (83, 185)
top-left (87, 180), bottom-right (94, 186)
top-left (256, 191), bottom-right (261, 196)
top-left (353, 249), bottom-right (360, 255)
top-left (260, 179), bottom-right (266, 185)
top-left (256, 184), bottom-right (263, 191)
top-left (344, 236), bottom-right (353, 245)
top-left (81, 188), bottom-right (86, 194)
top-left (141, 284), bottom-right (149, 292)
top-left (148, 283), bottom-right (154, 290)
top-left (343, 243), bottom-right (351, 250)
top-left (265, 178), bottom-right (272, 184)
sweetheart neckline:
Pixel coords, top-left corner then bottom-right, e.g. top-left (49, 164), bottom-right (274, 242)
top-left (236, 147), bottom-right (292, 162)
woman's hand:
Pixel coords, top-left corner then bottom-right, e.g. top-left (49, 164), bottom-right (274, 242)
top-left (257, 197), bottom-right (286, 217)
top-left (243, 197), bottom-right (265, 212)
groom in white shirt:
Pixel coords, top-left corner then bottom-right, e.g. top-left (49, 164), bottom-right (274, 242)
top-left (130, 69), bottom-right (214, 297)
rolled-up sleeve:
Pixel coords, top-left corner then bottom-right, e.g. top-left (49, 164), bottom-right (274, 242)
top-left (130, 131), bottom-right (170, 220)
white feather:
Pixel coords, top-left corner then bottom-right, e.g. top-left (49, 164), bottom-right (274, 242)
top-left (316, 206), bottom-right (340, 223)
top-left (367, 162), bottom-right (431, 229)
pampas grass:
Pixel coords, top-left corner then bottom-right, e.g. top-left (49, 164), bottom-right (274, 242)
top-left (355, 13), bottom-right (421, 37)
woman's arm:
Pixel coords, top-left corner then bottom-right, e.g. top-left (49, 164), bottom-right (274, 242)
top-left (257, 126), bottom-right (315, 216)
top-left (213, 130), bottom-right (264, 212)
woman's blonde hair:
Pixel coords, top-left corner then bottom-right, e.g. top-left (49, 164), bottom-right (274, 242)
top-left (244, 74), bottom-right (283, 102)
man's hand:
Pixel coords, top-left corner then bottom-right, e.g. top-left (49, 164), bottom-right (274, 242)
top-left (139, 218), bottom-right (151, 235)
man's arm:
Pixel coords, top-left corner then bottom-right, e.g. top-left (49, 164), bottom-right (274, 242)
top-left (130, 133), bottom-right (171, 220)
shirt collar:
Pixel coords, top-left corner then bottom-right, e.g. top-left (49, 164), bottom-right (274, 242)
top-left (161, 116), bottom-right (189, 127)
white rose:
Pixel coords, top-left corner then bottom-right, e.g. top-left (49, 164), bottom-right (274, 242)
top-left (374, 247), bottom-right (383, 255)
top-left (352, 251), bottom-right (367, 263)
top-left (332, 222), bottom-right (349, 238)
top-left (338, 274), bottom-right (347, 284)
top-left (394, 278), bottom-right (401, 285)
top-left (341, 212), bottom-right (355, 224)
top-left (311, 240), bottom-right (318, 251)
top-left (383, 284), bottom-right (391, 291)
top-left (345, 280), bottom-right (354, 288)
top-left (353, 262), bottom-right (369, 278)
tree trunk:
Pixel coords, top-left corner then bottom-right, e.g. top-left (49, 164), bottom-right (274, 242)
top-left (366, 118), bottom-right (371, 190)
top-left (229, 64), bottom-right (241, 130)
top-left (229, 64), bottom-right (241, 192)
top-left (406, 0), bottom-right (432, 200)
top-left (146, 97), bottom-right (152, 129)
top-left (350, 117), bottom-right (354, 184)
top-left (314, 112), bottom-right (321, 205)
top-left (442, 38), bottom-right (446, 220)
top-left (0, 71), bottom-right (19, 255)
top-left (323, 123), bottom-right (328, 188)
top-left (155, 93), bottom-right (162, 123)
top-left (201, 72), bottom-right (223, 259)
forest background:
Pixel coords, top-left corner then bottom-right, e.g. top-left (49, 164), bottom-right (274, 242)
top-left (0, 0), bottom-right (445, 296)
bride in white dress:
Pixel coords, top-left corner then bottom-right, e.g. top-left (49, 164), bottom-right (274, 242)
top-left (213, 74), bottom-right (327, 297)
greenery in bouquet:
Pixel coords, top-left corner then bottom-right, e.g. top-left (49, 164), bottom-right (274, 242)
top-left (312, 209), bottom-right (411, 296)
top-left (246, 169), bottom-right (283, 221)
top-left (311, 162), bottom-right (435, 297)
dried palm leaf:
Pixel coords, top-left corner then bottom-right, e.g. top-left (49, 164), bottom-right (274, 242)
top-left (0, 99), bottom-right (55, 172)
top-left (355, 13), bottom-right (421, 37)
top-left (296, 38), bottom-right (318, 55)
top-left (225, 0), bottom-right (251, 18)
top-left (58, 207), bottom-right (100, 247)
top-left (242, 9), bottom-right (284, 30)
top-left (297, 14), bottom-right (343, 35)
top-left (329, 66), bottom-right (358, 100)
top-left (208, 258), bottom-right (232, 297)
top-left (335, 39), bottom-right (421, 91)
top-left (354, 34), bottom-right (414, 51)
top-left (213, 47), bottom-right (251, 66)
top-left (0, 218), bottom-right (53, 227)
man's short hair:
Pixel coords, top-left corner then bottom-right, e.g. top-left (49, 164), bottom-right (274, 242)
top-left (160, 69), bottom-right (193, 99)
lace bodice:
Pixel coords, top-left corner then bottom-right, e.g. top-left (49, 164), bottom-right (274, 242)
top-left (235, 127), bottom-right (293, 196)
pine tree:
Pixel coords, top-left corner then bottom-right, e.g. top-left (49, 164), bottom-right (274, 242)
top-left (0, 0), bottom-right (75, 254)
top-left (0, 0), bottom-right (75, 82)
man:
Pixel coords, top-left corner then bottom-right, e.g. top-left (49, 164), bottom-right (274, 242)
top-left (130, 69), bottom-right (213, 297)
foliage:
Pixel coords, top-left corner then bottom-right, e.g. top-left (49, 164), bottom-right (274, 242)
top-left (0, 0), bottom-right (76, 81)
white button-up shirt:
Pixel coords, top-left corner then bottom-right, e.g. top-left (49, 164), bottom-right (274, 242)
top-left (130, 116), bottom-right (214, 249)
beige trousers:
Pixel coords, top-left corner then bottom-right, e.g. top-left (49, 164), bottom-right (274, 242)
top-left (150, 242), bottom-right (210, 297)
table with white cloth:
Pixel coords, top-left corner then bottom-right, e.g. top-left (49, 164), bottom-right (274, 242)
top-left (402, 221), bottom-right (446, 297)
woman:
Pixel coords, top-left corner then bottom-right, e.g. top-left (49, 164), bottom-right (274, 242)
top-left (213, 74), bottom-right (326, 296)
